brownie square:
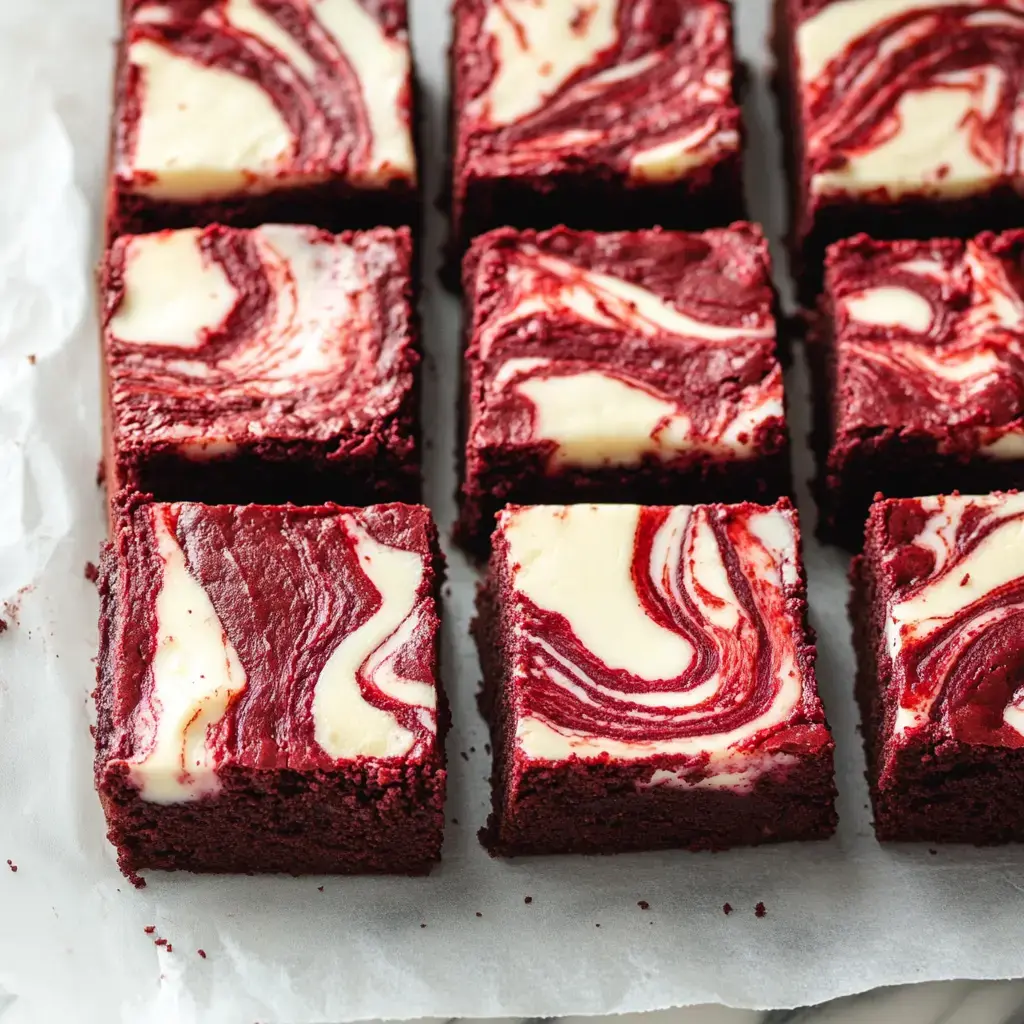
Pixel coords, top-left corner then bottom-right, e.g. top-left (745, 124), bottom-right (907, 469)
top-left (773, 0), bottom-right (1024, 302)
top-left (107, 0), bottom-right (418, 239)
top-left (449, 0), bottom-right (745, 254)
top-left (101, 223), bottom-right (420, 507)
top-left (852, 491), bottom-right (1024, 843)
top-left (475, 500), bottom-right (837, 857)
top-left (810, 230), bottom-right (1024, 549)
top-left (455, 224), bottom-right (792, 556)
top-left (94, 498), bottom-right (447, 883)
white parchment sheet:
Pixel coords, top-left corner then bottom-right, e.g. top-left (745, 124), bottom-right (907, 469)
top-left (1, 2), bottom-right (1023, 1022)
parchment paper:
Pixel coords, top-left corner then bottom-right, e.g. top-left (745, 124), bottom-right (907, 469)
top-left (2, 2), bottom-right (1023, 1022)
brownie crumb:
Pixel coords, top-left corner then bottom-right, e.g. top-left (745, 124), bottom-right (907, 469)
top-left (451, 818), bottom-right (460, 825)
top-left (637, 900), bottom-right (650, 910)
top-left (6, 859), bottom-right (16, 873)
top-left (524, 896), bottom-right (533, 905)
top-left (929, 849), bottom-right (938, 856)
top-left (197, 949), bottom-right (207, 959)
top-left (420, 923), bottom-right (427, 929)
top-left (84, 561), bottom-right (99, 583)
top-left (595, 923), bottom-right (601, 928)
top-left (144, 926), bottom-right (156, 934)
top-left (317, 886), bottom-right (324, 892)
top-left (459, 751), bottom-right (469, 761)
top-left (755, 902), bottom-right (767, 918)
top-left (27, 354), bottom-right (37, 366)
top-left (475, 912), bottom-right (482, 918)
top-left (723, 903), bottom-right (733, 915)
top-left (469, 746), bottom-right (476, 753)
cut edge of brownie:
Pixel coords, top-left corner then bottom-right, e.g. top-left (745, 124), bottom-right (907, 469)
top-left (772, 0), bottom-right (1024, 305)
top-left (443, 1), bottom-right (747, 275)
top-left (100, 226), bottom-right (423, 512)
top-left (850, 504), bottom-right (1024, 844)
top-left (93, 498), bottom-right (449, 884)
top-left (105, 17), bottom-right (424, 242)
top-left (474, 502), bottom-right (837, 857)
top-left (809, 234), bottom-right (1024, 550)
top-left (453, 225), bottom-right (793, 558)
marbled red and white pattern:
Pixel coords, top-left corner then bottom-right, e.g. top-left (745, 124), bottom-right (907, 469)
top-left (116, 0), bottom-right (415, 201)
top-left (828, 230), bottom-right (1024, 456)
top-left (797, 0), bottom-right (1024, 199)
top-left (466, 226), bottom-right (784, 470)
top-left (493, 501), bottom-right (831, 790)
top-left (103, 224), bottom-right (415, 454)
top-left (876, 492), bottom-right (1024, 761)
top-left (97, 502), bottom-right (441, 803)
top-left (454, 0), bottom-right (740, 184)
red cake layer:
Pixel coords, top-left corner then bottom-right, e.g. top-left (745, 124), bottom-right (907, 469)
top-left (475, 500), bottom-right (837, 857)
top-left (95, 498), bottom-right (447, 883)
top-left (108, 0), bottom-right (418, 238)
top-left (852, 492), bottom-right (1024, 843)
top-left (448, 0), bottom-right (745, 256)
top-left (455, 224), bottom-right (791, 556)
top-left (810, 229), bottom-right (1024, 548)
top-left (773, 0), bottom-right (1024, 302)
top-left (101, 224), bottom-right (420, 508)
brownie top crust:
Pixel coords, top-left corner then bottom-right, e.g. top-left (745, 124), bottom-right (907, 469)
top-left (492, 501), bottom-right (830, 785)
top-left (465, 225), bottom-right (782, 468)
top-left (454, 0), bottom-right (740, 184)
top-left (869, 491), bottom-right (1024, 753)
top-left (103, 224), bottom-right (415, 451)
top-left (96, 501), bottom-right (441, 804)
top-left (115, 0), bottom-right (416, 202)
top-left (795, 0), bottom-right (1024, 202)
top-left (827, 230), bottom-right (1024, 450)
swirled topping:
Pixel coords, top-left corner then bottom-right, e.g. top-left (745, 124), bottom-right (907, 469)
top-left (103, 224), bottom-right (415, 452)
top-left (99, 502), bottom-right (441, 803)
top-left (466, 226), bottom-right (784, 469)
top-left (494, 502), bottom-right (831, 787)
top-left (829, 230), bottom-right (1024, 456)
top-left (454, 0), bottom-right (740, 186)
top-left (875, 492), bottom-right (1024, 751)
top-left (116, 0), bottom-right (415, 201)
top-left (797, 0), bottom-right (1024, 201)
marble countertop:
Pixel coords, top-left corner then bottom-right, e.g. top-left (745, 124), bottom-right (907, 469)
top-left (449, 982), bottom-right (1024, 1024)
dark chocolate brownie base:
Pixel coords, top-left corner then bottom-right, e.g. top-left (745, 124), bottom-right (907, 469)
top-left (474, 573), bottom-right (837, 856)
top-left (771, 0), bottom-right (1024, 306)
top-left (107, 183), bottom-right (420, 242)
top-left (455, 448), bottom-right (793, 560)
top-left (98, 763), bottom-right (446, 885)
top-left (850, 554), bottom-right (1024, 844)
top-left (109, 434), bottom-right (422, 509)
top-left (807, 317), bottom-right (1024, 550)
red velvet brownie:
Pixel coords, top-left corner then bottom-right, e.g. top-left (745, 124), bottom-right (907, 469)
top-left (852, 492), bottom-right (1024, 843)
top-left (101, 223), bottom-right (419, 507)
top-left (449, 0), bottom-right (744, 254)
top-left (107, 0), bottom-right (418, 238)
top-left (94, 498), bottom-right (446, 883)
top-left (810, 230), bottom-right (1024, 549)
top-left (475, 500), bottom-right (837, 857)
top-left (773, 0), bottom-right (1024, 302)
top-left (455, 225), bottom-right (791, 556)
